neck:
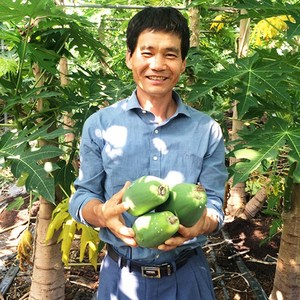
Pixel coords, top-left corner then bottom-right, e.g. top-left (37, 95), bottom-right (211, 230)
top-left (139, 95), bottom-right (177, 123)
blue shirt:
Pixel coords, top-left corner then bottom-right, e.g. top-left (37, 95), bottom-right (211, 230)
top-left (69, 90), bottom-right (228, 264)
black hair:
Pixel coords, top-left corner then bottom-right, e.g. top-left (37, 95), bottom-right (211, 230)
top-left (126, 6), bottom-right (190, 60)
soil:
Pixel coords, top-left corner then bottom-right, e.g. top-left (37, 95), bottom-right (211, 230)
top-left (0, 188), bottom-right (280, 300)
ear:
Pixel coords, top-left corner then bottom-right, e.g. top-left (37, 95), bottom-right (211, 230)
top-left (181, 59), bottom-right (187, 74)
top-left (126, 50), bottom-right (132, 70)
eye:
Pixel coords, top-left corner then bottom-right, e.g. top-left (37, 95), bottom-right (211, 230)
top-left (142, 51), bottom-right (152, 57)
top-left (166, 53), bottom-right (177, 59)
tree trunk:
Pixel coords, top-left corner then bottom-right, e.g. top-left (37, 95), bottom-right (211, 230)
top-left (60, 56), bottom-right (75, 144)
top-left (238, 184), bottom-right (268, 219)
top-left (225, 10), bottom-right (250, 218)
top-left (29, 197), bottom-right (65, 300)
top-left (189, 5), bottom-right (200, 48)
top-left (269, 183), bottom-right (300, 299)
top-left (29, 61), bottom-right (65, 299)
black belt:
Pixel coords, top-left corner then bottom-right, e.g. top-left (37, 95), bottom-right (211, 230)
top-left (106, 244), bottom-right (198, 278)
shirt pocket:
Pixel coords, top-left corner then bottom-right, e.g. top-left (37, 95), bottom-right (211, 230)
top-left (165, 151), bottom-right (204, 184)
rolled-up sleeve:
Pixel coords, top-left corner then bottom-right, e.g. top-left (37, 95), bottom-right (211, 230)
top-left (69, 113), bottom-right (105, 225)
top-left (199, 122), bottom-right (228, 232)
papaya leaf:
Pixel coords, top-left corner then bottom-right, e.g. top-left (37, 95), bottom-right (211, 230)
top-left (0, 0), bottom-right (59, 22)
top-left (234, 53), bottom-right (295, 118)
top-left (16, 171), bottom-right (29, 186)
top-left (54, 160), bottom-right (76, 196)
top-left (287, 151), bottom-right (300, 184)
top-left (231, 118), bottom-right (300, 185)
top-left (7, 143), bottom-right (64, 203)
top-left (77, 224), bottom-right (100, 270)
top-left (232, 148), bottom-right (276, 185)
top-left (0, 124), bottom-right (69, 152)
top-left (46, 211), bottom-right (70, 242)
top-left (51, 198), bottom-right (69, 218)
top-left (57, 217), bottom-right (76, 266)
top-left (190, 62), bottom-right (244, 101)
top-left (0, 54), bottom-right (18, 76)
top-left (236, 0), bottom-right (300, 19)
top-left (46, 198), bottom-right (100, 268)
top-left (27, 43), bottom-right (60, 74)
top-left (7, 196), bottom-right (25, 211)
top-left (286, 19), bottom-right (300, 39)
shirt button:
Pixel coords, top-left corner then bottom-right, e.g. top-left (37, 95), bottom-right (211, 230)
top-left (142, 110), bottom-right (147, 114)
top-left (154, 129), bottom-right (159, 134)
top-left (153, 155), bottom-right (158, 161)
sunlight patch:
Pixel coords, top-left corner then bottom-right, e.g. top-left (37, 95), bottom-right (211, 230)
top-left (164, 171), bottom-right (185, 187)
top-left (152, 137), bottom-right (168, 155)
top-left (103, 126), bottom-right (127, 148)
top-left (44, 162), bottom-right (53, 172)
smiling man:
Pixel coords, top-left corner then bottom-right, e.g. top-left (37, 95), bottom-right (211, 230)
top-left (69, 6), bottom-right (228, 300)
top-left (126, 30), bottom-right (186, 123)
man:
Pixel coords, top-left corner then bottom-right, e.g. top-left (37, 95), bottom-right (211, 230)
top-left (69, 6), bottom-right (227, 300)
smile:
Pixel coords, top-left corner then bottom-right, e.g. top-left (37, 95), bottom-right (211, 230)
top-left (147, 76), bottom-right (167, 81)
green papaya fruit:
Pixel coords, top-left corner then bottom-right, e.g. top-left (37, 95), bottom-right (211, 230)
top-left (156, 183), bottom-right (207, 227)
top-left (122, 175), bottom-right (169, 216)
top-left (132, 211), bottom-right (179, 248)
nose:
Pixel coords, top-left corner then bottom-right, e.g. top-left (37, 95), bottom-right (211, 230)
top-left (149, 55), bottom-right (166, 71)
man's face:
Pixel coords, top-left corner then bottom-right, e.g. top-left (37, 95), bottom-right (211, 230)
top-left (126, 30), bottom-right (186, 100)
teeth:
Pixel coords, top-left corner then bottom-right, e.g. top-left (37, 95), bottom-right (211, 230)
top-left (148, 76), bottom-right (166, 80)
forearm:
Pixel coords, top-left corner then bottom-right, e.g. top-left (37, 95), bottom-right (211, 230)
top-left (202, 207), bottom-right (220, 234)
top-left (81, 199), bottom-right (106, 228)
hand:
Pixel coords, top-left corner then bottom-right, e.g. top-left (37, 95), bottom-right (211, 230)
top-left (157, 208), bottom-right (219, 251)
top-left (101, 181), bottom-right (137, 247)
top-left (82, 181), bottom-right (137, 247)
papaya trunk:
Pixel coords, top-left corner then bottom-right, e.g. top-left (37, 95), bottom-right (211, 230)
top-left (189, 4), bottom-right (200, 47)
top-left (269, 183), bottom-right (300, 299)
top-left (60, 56), bottom-right (75, 144)
top-left (225, 11), bottom-right (250, 218)
top-left (29, 58), bottom-right (65, 300)
top-left (29, 197), bottom-right (65, 300)
top-left (238, 184), bottom-right (268, 220)
top-left (226, 179), bottom-right (247, 217)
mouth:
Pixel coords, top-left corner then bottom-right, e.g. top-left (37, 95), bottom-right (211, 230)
top-left (146, 76), bottom-right (167, 81)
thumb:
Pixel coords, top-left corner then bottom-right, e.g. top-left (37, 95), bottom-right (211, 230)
top-left (117, 181), bottom-right (131, 197)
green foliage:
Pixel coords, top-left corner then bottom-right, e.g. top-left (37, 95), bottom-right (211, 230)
top-left (0, 124), bottom-right (67, 203)
top-left (231, 119), bottom-right (300, 184)
top-left (6, 196), bottom-right (25, 211)
top-left (236, 0), bottom-right (300, 19)
top-left (0, 0), bottom-right (117, 202)
top-left (188, 1), bottom-right (300, 194)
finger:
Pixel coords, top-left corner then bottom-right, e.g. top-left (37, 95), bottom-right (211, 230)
top-left (157, 244), bottom-right (176, 251)
top-left (105, 202), bottom-right (130, 218)
top-left (118, 181), bottom-right (131, 196)
top-left (122, 237), bottom-right (137, 247)
top-left (111, 181), bottom-right (132, 205)
top-left (177, 224), bottom-right (190, 237)
top-left (119, 225), bottom-right (135, 237)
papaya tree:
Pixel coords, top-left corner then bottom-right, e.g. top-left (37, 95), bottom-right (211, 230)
top-left (0, 0), bottom-right (113, 298)
top-left (187, 0), bottom-right (299, 297)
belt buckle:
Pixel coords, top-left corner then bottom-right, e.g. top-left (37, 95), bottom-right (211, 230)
top-left (141, 266), bottom-right (161, 278)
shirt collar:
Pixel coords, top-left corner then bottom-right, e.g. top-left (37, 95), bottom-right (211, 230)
top-left (125, 90), bottom-right (191, 118)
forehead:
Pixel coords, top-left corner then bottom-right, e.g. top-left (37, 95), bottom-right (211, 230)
top-left (136, 30), bottom-right (182, 51)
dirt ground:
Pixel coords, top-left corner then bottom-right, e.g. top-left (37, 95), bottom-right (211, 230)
top-left (0, 189), bottom-right (280, 300)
